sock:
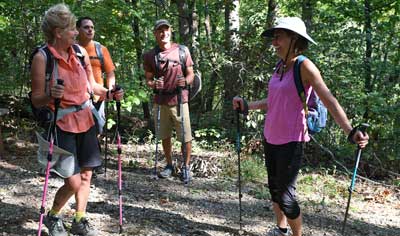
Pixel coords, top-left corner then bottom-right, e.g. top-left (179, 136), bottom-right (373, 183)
top-left (74, 211), bottom-right (86, 223)
top-left (278, 227), bottom-right (288, 234)
top-left (49, 209), bottom-right (60, 216)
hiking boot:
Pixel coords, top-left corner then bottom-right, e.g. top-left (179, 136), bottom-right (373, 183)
top-left (43, 213), bottom-right (68, 236)
top-left (159, 165), bottom-right (174, 178)
top-left (70, 217), bottom-right (98, 236)
top-left (266, 227), bottom-right (291, 236)
top-left (180, 166), bottom-right (191, 184)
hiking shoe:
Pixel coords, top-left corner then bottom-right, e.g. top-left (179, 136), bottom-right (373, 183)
top-left (266, 227), bottom-right (291, 236)
top-left (159, 165), bottom-right (174, 178)
top-left (43, 214), bottom-right (68, 236)
top-left (70, 217), bottom-right (98, 236)
top-left (180, 166), bottom-right (191, 184)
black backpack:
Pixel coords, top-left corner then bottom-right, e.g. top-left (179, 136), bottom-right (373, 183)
top-left (28, 44), bottom-right (86, 124)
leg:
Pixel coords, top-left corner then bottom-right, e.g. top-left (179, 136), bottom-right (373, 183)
top-left (50, 174), bottom-right (81, 212)
top-left (75, 168), bottom-right (93, 213)
top-left (288, 214), bottom-right (302, 236)
top-left (183, 141), bottom-right (191, 166)
top-left (272, 201), bottom-right (288, 229)
top-left (162, 137), bottom-right (173, 166)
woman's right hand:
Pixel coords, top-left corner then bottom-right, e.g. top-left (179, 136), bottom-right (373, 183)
top-left (50, 81), bottom-right (64, 99)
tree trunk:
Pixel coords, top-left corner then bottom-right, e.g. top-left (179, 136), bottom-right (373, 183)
top-left (222, 0), bottom-right (240, 122)
top-left (302, 0), bottom-right (313, 31)
top-left (130, 0), bottom-right (151, 124)
top-left (363, 0), bottom-right (372, 119)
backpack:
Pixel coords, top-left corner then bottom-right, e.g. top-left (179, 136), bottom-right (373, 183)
top-left (154, 44), bottom-right (201, 100)
top-left (293, 55), bottom-right (328, 134)
top-left (28, 44), bottom-right (86, 125)
top-left (89, 41), bottom-right (105, 72)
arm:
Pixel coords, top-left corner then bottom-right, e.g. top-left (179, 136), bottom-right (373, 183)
top-left (232, 97), bottom-right (268, 112)
top-left (301, 59), bottom-right (369, 147)
top-left (105, 70), bottom-right (116, 89)
top-left (30, 52), bottom-right (64, 108)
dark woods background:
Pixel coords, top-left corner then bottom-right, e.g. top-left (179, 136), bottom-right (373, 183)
top-left (0, 0), bottom-right (398, 177)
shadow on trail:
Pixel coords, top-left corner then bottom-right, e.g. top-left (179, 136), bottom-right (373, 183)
top-left (89, 201), bottom-right (258, 236)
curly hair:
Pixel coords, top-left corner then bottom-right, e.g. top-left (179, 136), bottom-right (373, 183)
top-left (41, 4), bottom-right (76, 43)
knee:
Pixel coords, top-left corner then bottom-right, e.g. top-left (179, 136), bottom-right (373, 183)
top-left (65, 176), bottom-right (81, 192)
top-left (280, 197), bottom-right (300, 219)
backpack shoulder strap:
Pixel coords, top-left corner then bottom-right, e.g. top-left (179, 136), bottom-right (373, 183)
top-left (153, 46), bottom-right (162, 77)
top-left (93, 41), bottom-right (105, 72)
top-left (294, 55), bottom-right (309, 115)
top-left (178, 44), bottom-right (187, 77)
top-left (72, 44), bottom-right (86, 68)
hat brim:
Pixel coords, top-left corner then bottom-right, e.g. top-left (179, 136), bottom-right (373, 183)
top-left (154, 23), bottom-right (171, 31)
top-left (261, 27), bottom-right (317, 45)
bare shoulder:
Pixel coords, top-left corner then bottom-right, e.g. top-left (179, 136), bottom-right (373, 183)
top-left (301, 57), bottom-right (322, 85)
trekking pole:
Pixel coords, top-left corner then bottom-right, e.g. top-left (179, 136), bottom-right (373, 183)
top-left (104, 100), bottom-right (108, 177)
top-left (113, 85), bottom-right (123, 234)
top-left (152, 78), bottom-right (162, 180)
top-left (341, 123), bottom-right (369, 235)
top-left (37, 79), bottom-right (63, 236)
top-left (177, 76), bottom-right (189, 185)
top-left (235, 104), bottom-right (243, 233)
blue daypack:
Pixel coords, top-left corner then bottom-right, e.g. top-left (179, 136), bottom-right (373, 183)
top-left (293, 55), bottom-right (328, 134)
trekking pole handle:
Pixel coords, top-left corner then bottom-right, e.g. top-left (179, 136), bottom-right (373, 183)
top-left (54, 79), bottom-right (64, 106)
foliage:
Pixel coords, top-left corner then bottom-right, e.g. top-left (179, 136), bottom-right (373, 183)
top-left (0, 0), bottom-right (398, 174)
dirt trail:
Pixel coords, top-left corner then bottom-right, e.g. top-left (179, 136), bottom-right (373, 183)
top-left (0, 141), bottom-right (399, 236)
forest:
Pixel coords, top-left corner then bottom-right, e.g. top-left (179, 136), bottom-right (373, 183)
top-left (0, 0), bottom-right (399, 236)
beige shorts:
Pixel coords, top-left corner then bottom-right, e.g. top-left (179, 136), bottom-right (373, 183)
top-left (153, 103), bottom-right (193, 143)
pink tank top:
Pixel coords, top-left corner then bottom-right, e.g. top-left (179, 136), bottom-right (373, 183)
top-left (264, 66), bottom-right (311, 145)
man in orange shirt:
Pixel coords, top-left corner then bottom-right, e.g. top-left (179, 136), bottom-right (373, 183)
top-left (77, 17), bottom-right (116, 175)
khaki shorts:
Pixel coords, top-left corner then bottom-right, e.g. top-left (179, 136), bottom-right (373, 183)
top-left (153, 103), bottom-right (193, 143)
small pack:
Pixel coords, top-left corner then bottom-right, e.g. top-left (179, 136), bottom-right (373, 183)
top-left (293, 55), bottom-right (328, 134)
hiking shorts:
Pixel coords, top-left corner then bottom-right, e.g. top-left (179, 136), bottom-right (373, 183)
top-left (56, 125), bottom-right (101, 170)
top-left (153, 103), bottom-right (193, 143)
top-left (264, 141), bottom-right (304, 219)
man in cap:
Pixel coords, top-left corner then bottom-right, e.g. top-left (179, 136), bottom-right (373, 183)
top-left (233, 17), bottom-right (369, 236)
top-left (143, 19), bottom-right (195, 184)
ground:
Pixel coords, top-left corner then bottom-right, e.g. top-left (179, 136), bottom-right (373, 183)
top-left (0, 137), bottom-right (399, 236)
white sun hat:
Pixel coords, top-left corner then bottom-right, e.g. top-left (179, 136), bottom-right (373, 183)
top-left (261, 17), bottom-right (317, 45)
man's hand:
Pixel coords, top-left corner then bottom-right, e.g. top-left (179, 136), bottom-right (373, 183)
top-left (155, 77), bottom-right (164, 90)
top-left (177, 76), bottom-right (186, 88)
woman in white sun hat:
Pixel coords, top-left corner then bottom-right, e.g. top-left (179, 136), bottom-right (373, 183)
top-left (233, 17), bottom-right (369, 236)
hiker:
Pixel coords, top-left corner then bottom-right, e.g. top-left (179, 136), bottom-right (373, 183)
top-left (233, 17), bottom-right (369, 236)
top-left (143, 19), bottom-right (195, 183)
top-left (76, 16), bottom-right (116, 176)
top-left (30, 4), bottom-right (123, 236)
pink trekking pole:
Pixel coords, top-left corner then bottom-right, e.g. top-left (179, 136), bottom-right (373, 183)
top-left (37, 79), bottom-right (63, 236)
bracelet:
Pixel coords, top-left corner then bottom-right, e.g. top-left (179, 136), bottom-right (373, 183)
top-left (347, 126), bottom-right (358, 144)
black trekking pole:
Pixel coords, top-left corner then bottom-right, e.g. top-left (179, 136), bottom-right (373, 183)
top-left (235, 105), bottom-right (243, 233)
top-left (37, 79), bottom-right (63, 236)
top-left (104, 100), bottom-right (108, 177)
top-left (152, 79), bottom-right (162, 180)
top-left (177, 76), bottom-right (189, 185)
top-left (341, 123), bottom-right (369, 235)
top-left (113, 85), bottom-right (123, 234)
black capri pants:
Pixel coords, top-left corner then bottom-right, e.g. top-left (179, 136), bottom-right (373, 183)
top-left (264, 141), bottom-right (304, 219)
